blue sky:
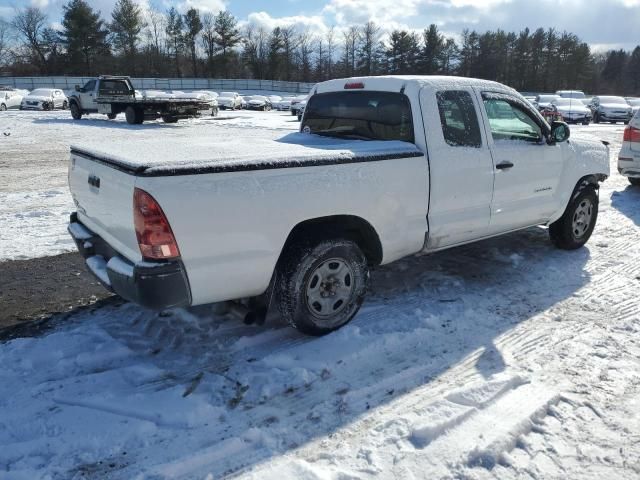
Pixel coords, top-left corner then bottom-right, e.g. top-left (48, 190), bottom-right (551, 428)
top-left (1, 0), bottom-right (639, 51)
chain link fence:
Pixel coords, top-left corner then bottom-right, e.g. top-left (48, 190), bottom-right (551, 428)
top-left (0, 77), bottom-right (315, 94)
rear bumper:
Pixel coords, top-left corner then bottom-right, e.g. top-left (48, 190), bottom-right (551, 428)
top-left (68, 212), bottom-right (191, 310)
top-left (618, 156), bottom-right (640, 177)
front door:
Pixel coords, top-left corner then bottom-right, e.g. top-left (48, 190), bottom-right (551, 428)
top-left (80, 80), bottom-right (98, 110)
top-left (478, 91), bottom-right (564, 233)
top-left (421, 87), bottom-right (495, 249)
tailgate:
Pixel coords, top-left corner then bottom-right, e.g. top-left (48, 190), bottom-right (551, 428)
top-left (69, 152), bottom-right (141, 262)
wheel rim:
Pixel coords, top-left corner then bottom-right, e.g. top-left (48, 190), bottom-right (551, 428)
top-left (305, 258), bottom-right (355, 323)
top-left (572, 198), bottom-right (593, 239)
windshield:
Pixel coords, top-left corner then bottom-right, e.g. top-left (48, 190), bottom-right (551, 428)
top-left (599, 96), bottom-right (627, 104)
top-left (302, 91), bottom-right (414, 142)
top-left (219, 92), bottom-right (236, 97)
top-left (537, 96), bottom-right (559, 103)
top-left (558, 91), bottom-right (585, 99)
top-left (30, 89), bottom-right (52, 96)
top-left (554, 98), bottom-right (583, 106)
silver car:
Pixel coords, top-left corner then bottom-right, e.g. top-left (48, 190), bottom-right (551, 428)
top-left (20, 88), bottom-right (68, 110)
top-left (551, 98), bottom-right (592, 125)
top-left (591, 96), bottom-right (633, 124)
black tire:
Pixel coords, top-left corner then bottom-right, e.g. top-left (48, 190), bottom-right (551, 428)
top-left (70, 102), bottom-right (82, 120)
top-left (162, 115), bottom-right (178, 123)
top-left (593, 112), bottom-right (600, 124)
top-left (582, 119), bottom-right (590, 125)
top-left (0, 103), bottom-right (6, 111)
top-left (125, 106), bottom-right (143, 125)
top-left (629, 178), bottom-right (640, 186)
top-left (62, 100), bottom-right (68, 110)
top-left (277, 239), bottom-right (369, 336)
top-left (211, 107), bottom-right (218, 117)
top-left (107, 113), bottom-right (117, 120)
top-left (549, 186), bottom-right (598, 250)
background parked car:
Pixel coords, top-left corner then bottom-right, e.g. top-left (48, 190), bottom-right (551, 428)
top-left (0, 87), bottom-right (24, 111)
top-left (627, 98), bottom-right (640, 115)
top-left (297, 100), bottom-right (307, 121)
top-left (556, 89), bottom-right (586, 99)
top-left (217, 92), bottom-right (242, 110)
top-left (20, 88), bottom-right (68, 110)
top-left (617, 109), bottom-right (640, 185)
top-left (290, 95), bottom-right (308, 116)
top-left (550, 98), bottom-right (592, 125)
top-left (533, 94), bottom-right (561, 112)
top-left (591, 96), bottom-right (633, 124)
top-left (245, 95), bottom-right (272, 111)
top-left (274, 96), bottom-right (295, 111)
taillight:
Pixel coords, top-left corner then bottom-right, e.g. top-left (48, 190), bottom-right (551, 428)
top-left (623, 125), bottom-right (640, 143)
top-left (133, 188), bottom-right (180, 260)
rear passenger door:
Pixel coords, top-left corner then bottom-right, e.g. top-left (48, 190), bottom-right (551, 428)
top-left (421, 87), bottom-right (495, 249)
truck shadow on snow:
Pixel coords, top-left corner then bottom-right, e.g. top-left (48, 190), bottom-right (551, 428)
top-left (40, 224), bottom-right (594, 477)
top-left (31, 117), bottom-right (184, 130)
top-left (610, 186), bottom-right (640, 226)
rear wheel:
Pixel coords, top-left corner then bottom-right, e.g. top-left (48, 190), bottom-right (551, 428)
top-left (277, 239), bottom-right (369, 336)
top-left (107, 113), bottom-right (117, 120)
top-left (629, 178), bottom-right (640, 186)
top-left (549, 186), bottom-right (598, 250)
top-left (162, 115), bottom-right (178, 123)
top-left (70, 102), bottom-right (82, 120)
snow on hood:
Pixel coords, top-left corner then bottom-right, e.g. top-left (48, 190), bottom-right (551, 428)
top-left (600, 102), bottom-right (630, 109)
top-left (23, 95), bottom-right (52, 102)
top-left (71, 132), bottom-right (423, 176)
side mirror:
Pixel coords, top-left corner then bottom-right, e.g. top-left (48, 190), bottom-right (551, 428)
top-left (550, 121), bottom-right (570, 144)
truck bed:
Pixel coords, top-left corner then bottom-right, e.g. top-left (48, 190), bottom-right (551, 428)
top-left (70, 132), bottom-right (424, 177)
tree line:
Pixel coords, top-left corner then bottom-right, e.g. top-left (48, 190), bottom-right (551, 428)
top-left (1, 0), bottom-right (639, 95)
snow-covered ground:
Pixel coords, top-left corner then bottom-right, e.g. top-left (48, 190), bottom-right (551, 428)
top-left (1, 110), bottom-right (639, 479)
top-left (0, 109), bottom-right (299, 260)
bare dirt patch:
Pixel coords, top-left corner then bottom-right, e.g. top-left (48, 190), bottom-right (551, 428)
top-left (0, 252), bottom-right (112, 329)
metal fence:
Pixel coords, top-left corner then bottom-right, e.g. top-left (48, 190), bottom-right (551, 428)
top-left (0, 76), bottom-right (315, 94)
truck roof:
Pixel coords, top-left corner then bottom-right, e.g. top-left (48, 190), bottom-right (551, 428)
top-left (316, 75), bottom-right (516, 95)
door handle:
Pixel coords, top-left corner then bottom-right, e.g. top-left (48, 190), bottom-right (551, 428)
top-left (496, 161), bottom-right (514, 170)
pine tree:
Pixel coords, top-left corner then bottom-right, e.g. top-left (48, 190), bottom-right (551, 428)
top-left (357, 21), bottom-right (381, 75)
top-left (384, 30), bottom-right (420, 75)
top-left (183, 8), bottom-right (202, 76)
top-left (625, 46), bottom-right (640, 94)
top-left (421, 24), bottom-right (445, 74)
top-left (110, 0), bottom-right (143, 72)
top-left (165, 7), bottom-right (184, 76)
top-left (59, 0), bottom-right (110, 75)
top-left (213, 11), bottom-right (241, 78)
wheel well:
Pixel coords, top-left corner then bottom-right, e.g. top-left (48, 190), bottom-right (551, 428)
top-left (280, 215), bottom-right (383, 266)
top-left (572, 175), bottom-right (603, 199)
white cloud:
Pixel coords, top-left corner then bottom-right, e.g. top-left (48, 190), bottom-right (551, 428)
top-left (31, 0), bottom-right (50, 8)
top-left (176, 0), bottom-right (226, 14)
top-left (246, 11), bottom-right (329, 35)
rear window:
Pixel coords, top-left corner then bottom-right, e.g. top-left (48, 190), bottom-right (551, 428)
top-left (436, 90), bottom-right (482, 148)
top-left (302, 91), bottom-right (414, 142)
top-left (99, 80), bottom-right (132, 95)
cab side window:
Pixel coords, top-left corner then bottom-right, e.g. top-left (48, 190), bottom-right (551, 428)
top-left (483, 97), bottom-right (542, 143)
top-left (83, 80), bottom-right (96, 92)
top-left (436, 90), bottom-right (482, 148)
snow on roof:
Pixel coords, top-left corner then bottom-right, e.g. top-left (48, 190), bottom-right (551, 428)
top-left (71, 132), bottom-right (423, 176)
top-left (316, 75), bottom-right (515, 95)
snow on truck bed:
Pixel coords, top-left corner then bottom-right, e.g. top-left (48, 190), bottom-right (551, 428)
top-left (70, 132), bottom-right (423, 176)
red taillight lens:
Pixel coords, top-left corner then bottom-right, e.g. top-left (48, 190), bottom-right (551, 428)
top-left (133, 188), bottom-right (180, 260)
top-left (623, 126), bottom-right (640, 143)
top-left (344, 82), bottom-right (365, 89)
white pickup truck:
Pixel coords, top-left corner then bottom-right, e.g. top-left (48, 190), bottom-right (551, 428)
top-left (68, 76), bottom-right (610, 335)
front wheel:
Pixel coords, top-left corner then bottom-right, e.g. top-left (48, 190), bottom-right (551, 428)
top-left (162, 115), bottom-right (178, 123)
top-left (549, 186), bottom-right (598, 250)
top-left (107, 113), bottom-right (117, 120)
top-left (70, 102), bottom-right (82, 120)
top-left (277, 239), bottom-right (369, 336)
